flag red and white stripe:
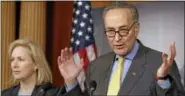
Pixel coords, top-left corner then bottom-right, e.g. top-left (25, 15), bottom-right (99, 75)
top-left (71, 1), bottom-right (97, 91)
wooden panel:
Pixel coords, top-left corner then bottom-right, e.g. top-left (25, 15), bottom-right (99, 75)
top-left (91, 1), bottom-right (112, 8)
top-left (1, 1), bottom-right (16, 90)
top-left (51, 1), bottom-right (73, 86)
top-left (19, 1), bottom-right (46, 52)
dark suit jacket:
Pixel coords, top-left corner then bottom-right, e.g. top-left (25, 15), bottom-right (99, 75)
top-left (75, 40), bottom-right (184, 96)
top-left (2, 82), bottom-right (82, 96)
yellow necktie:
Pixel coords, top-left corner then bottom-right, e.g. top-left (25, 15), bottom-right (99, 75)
top-left (107, 57), bottom-right (124, 96)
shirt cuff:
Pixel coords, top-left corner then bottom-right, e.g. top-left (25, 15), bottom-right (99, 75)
top-left (65, 82), bottom-right (78, 92)
top-left (157, 79), bottom-right (171, 89)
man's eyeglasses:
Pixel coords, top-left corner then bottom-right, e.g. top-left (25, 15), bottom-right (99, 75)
top-left (105, 22), bottom-right (137, 37)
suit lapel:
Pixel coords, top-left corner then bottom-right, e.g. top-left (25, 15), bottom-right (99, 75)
top-left (118, 41), bottom-right (148, 95)
top-left (12, 85), bottom-right (20, 95)
top-left (31, 86), bottom-right (39, 96)
top-left (95, 52), bottom-right (116, 95)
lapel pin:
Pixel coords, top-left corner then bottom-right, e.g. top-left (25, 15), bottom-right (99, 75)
top-left (132, 72), bottom-right (136, 76)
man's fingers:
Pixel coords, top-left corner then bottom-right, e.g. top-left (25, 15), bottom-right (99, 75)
top-left (162, 53), bottom-right (168, 67)
top-left (67, 48), bottom-right (71, 60)
top-left (64, 47), bottom-right (68, 60)
top-left (58, 56), bottom-right (65, 67)
top-left (60, 49), bottom-right (64, 61)
top-left (168, 42), bottom-right (176, 65)
top-left (157, 43), bottom-right (176, 77)
top-left (171, 42), bottom-right (176, 59)
top-left (69, 47), bottom-right (74, 58)
top-left (168, 44), bottom-right (172, 61)
top-left (60, 49), bottom-right (66, 62)
top-left (57, 56), bottom-right (61, 65)
top-left (65, 47), bottom-right (73, 60)
top-left (162, 53), bottom-right (167, 63)
top-left (61, 48), bottom-right (68, 62)
top-left (64, 47), bottom-right (71, 61)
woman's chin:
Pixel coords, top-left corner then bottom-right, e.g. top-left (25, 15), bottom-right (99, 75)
top-left (14, 76), bottom-right (23, 80)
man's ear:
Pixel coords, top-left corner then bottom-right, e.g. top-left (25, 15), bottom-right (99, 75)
top-left (134, 23), bottom-right (140, 37)
top-left (34, 65), bottom-right (38, 72)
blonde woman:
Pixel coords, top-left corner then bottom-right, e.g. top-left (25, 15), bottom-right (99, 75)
top-left (2, 39), bottom-right (81, 96)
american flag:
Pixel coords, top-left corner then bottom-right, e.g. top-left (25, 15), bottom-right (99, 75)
top-left (71, 1), bottom-right (97, 72)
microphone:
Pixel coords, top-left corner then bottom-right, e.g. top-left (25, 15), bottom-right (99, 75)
top-left (90, 80), bottom-right (97, 96)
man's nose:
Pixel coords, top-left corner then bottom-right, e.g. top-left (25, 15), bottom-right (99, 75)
top-left (114, 32), bottom-right (122, 41)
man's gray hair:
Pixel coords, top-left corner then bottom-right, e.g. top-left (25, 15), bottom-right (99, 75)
top-left (103, 1), bottom-right (139, 22)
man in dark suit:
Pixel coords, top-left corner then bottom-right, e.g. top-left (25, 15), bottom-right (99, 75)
top-left (57, 2), bottom-right (184, 96)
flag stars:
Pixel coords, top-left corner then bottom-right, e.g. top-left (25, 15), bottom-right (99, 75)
top-left (85, 35), bottom-right (90, 40)
top-left (78, 31), bottom-right (83, 36)
top-left (77, 1), bottom-right (83, 6)
top-left (76, 10), bottom-right (80, 15)
top-left (82, 13), bottom-right (88, 19)
top-left (80, 22), bottom-right (85, 27)
top-left (75, 40), bottom-right (80, 45)
top-left (72, 28), bottom-right (76, 34)
top-left (85, 5), bottom-right (90, 10)
top-left (87, 27), bottom-right (92, 32)
top-left (74, 19), bottom-right (78, 24)
top-left (89, 19), bottom-right (93, 24)
top-left (72, 2), bottom-right (95, 48)
top-left (71, 38), bottom-right (74, 43)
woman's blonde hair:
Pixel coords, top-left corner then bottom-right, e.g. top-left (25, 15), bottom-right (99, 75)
top-left (8, 39), bottom-right (52, 85)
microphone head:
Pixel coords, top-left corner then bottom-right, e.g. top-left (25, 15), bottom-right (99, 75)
top-left (90, 80), bottom-right (97, 91)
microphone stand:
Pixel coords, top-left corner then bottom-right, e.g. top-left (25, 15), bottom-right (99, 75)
top-left (89, 80), bottom-right (96, 96)
top-left (90, 87), bottom-right (95, 96)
